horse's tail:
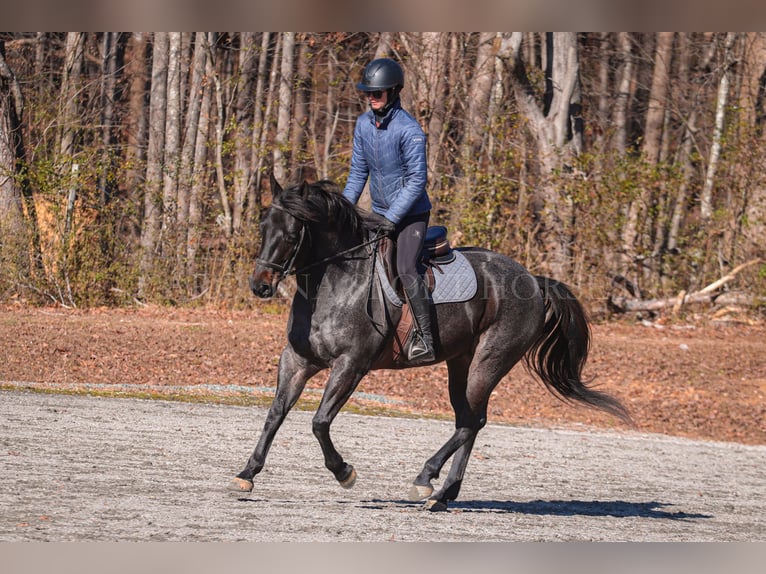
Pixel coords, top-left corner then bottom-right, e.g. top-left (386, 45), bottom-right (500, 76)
top-left (525, 276), bottom-right (633, 425)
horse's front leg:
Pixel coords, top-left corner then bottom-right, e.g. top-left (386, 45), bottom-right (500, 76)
top-left (311, 355), bottom-right (367, 488)
top-left (229, 346), bottom-right (321, 492)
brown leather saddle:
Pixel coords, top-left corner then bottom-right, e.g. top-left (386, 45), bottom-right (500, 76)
top-left (377, 226), bottom-right (453, 361)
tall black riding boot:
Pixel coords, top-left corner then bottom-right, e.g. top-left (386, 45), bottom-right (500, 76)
top-left (403, 277), bottom-right (435, 362)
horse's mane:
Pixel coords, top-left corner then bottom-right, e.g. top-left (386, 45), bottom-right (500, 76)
top-left (275, 179), bottom-right (378, 236)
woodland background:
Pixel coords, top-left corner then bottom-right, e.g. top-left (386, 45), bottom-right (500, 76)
top-left (1, 32), bottom-right (765, 314)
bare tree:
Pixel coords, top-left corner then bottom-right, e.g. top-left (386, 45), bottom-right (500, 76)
top-left (503, 32), bottom-right (584, 277)
top-left (642, 33), bottom-right (675, 165)
top-left (0, 40), bottom-right (28, 271)
top-left (98, 32), bottom-right (119, 205)
top-left (59, 32), bottom-right (84, 243)
top-left (273, 32), bottom-right (295, 183)
top-left (621, 32), bottom-right (675, 275)
top-left (612, 32), bottom-right (635, 156)
top-left (701, 33), bottom-right (738, 222)
top-left (139, 32), bottom-right (169, 292)
top-left (289, 33), bottom-right (312, 180)
top-left (208, 33), bottom-right (233, 237)
top-left (231, 32), bottom-right (257, 233)
top-left (462, 33), bottom-right (497, 160)
top-left (252, 33), bottom-right (280, 209)
top-left (416, 33), bottom-right (449, 180)
top-left (123, 32), bottom-right (148, 235)
top-left (161, 32), bottom-right (183, 242)
top-left (186, 33), bottom-right (215, 285)
top-left (177, 31), bottom-right (209, 270)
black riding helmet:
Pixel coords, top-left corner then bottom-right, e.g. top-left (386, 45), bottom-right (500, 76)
top-left (357, 58), bottom-right (404, 116)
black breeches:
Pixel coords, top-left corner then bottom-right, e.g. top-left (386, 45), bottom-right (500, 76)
top-left (395, 211), bottom-right (429, 290)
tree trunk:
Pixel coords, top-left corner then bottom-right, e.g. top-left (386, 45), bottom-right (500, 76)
top-left (186, 36), bottom-right (215, 291)
top-left (123, 32), bottom-right (148, 241)
top-left (161, 32), bottom-right (182, 244)
top-left (374, 33), bottom-right (393, 58)
top-left (613, 32), bottom-right (634, 156)
top-left (139, 32), bottom-right (169, 292)
top-left (0, 40), bottom-right (28, 274)
top-left (311, 46), bottom-right (340, 180)
top-left (642, 32), bottom-right (674, 165)
top-left (59, 33), bottom-right (84, 161)
top-left (253, 34), bottom-right (280, 205)
top-left (208, 33), bottom-right (233, 237)
top-left (418, 32), bottom-right (449, 181)
top-left (177, 32), bottom-right (208, 269)
top-left (463, 32), bottom-right (497, 157)
top-left (186, 34), bottom-right (214, 288)
top-left (59, 32), bottom-right (84, 245)
top-left (740, 33), bottom-right (766, 131)
top-left (290, 34), bottom-right (312, 180)
top-left (98, 32), bottom-right (118, 205)
top-left (273, 32), bottom-right (295, 183)
top-left (622, 32), bottom-right (675, 279)
top-left (231, 32), bottom-right (256, 233)
top-left (740, 33), bottom-right (766, 254)
top-left (505, 32), bottom-right (582, 278)
top-left (701, 33), bottom-right (738, 222)
top-left (247, 32), bottom-right (271, 221)
top-left (594, 33), bottom-right (611, 150)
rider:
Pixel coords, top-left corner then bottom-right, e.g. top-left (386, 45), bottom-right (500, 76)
top-left (343, 57), bottom-right (435, 363)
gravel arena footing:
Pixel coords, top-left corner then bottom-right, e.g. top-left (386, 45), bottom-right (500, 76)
top-left (1, 390), bottom-right (764, 541)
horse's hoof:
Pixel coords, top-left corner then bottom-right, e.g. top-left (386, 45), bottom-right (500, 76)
top-left (423, 498), bottom-right (448, 512)
top-left (408, 483), bottom-right (434, 501)
top-left (228, 477), bottom-right (254, 492)
top-left (339, 466), bottom-right (357, 489)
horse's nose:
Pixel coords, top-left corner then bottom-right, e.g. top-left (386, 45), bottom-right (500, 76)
top-left (250, 275), bottom-right (274, 299)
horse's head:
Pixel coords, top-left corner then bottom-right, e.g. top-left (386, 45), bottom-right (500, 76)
top-left (250, 174), bottom-right (309, 299)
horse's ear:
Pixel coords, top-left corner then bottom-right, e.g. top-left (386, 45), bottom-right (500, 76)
top-left (270, 171), bottom-right (282, 199)
top-left (300, 180), bottom-right (310, 199)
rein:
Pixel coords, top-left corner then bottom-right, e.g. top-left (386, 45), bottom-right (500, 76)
top-left (257, 203), bottom-right (385, 278)
top-left (289, 233), bottom-right (384, 277)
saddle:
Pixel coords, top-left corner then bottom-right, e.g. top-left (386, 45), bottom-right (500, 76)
top-left (376, 226), bottom-right (474, 362)
top-left (377, 225), bottom-right (454, 297)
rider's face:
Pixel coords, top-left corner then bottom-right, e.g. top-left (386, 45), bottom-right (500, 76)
top-left (365, 89), bottom-right (388, 111)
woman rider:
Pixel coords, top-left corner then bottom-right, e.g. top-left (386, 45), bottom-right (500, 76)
top-left (342, 58), bottom-right (435, 362)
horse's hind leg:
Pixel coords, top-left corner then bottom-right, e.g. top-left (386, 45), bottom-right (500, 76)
top-left (413, 344), bottom-right (516, 511)
top-left (409, 353), bottom-right (478, 501)
top-left (229, 346), bottom-right (320, 492)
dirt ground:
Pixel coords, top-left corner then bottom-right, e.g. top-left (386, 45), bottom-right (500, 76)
top-left (1, 302), bottom-right (764, 445)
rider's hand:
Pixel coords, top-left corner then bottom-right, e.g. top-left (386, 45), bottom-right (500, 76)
top-left (377, 218), bottom-right (397, 237)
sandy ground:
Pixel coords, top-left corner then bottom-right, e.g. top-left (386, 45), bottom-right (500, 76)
top-left (1, 390), bottom-right (764, 541)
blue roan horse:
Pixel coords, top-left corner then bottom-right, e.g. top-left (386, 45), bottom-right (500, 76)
top-left (230, 174), bottom-right (632, 511)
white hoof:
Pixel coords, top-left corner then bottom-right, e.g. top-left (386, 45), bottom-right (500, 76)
top-left (408, 483), bottom-right (434, 501)
top-left (228, 477), bottom-right (254, 492)
top-left (339, 467), bottom-right (357, 489)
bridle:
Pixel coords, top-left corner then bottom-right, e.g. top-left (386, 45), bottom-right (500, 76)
top-left (255, 203), bottom-right (385, 279)
top-left (255, 204), bottom-right (308, 279)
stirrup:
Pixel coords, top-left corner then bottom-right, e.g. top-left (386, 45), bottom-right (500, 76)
top-left (407, 333), bottom-right (435, 361)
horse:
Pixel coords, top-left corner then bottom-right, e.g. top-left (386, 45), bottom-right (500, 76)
top-left (229, 174), bottom-right (632, 511)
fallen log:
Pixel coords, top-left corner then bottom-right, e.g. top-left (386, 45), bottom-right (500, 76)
top-left (608, 259), bottom-right (763, 314)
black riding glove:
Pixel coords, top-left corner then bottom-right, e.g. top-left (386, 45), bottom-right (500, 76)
top-left (376, 218), bottom-right (397, 237)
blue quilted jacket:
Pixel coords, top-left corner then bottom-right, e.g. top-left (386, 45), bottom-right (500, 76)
top-left (342, 100), bottom-right (431, 224)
